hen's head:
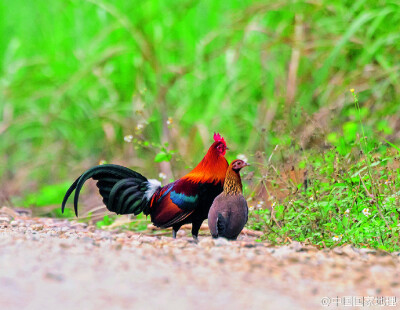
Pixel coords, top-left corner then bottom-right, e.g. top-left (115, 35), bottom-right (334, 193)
top-left (231, 159), bottom-right (250, 172)
top-left (212, 132), bottom-right (228, 156)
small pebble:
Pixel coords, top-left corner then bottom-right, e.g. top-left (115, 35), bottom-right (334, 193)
top-left (198, 238), bottom-right (215, 248)
top-left (0, 216), bottom-right (10, 223)
top-left (10, 221), bottom-right (18, 227)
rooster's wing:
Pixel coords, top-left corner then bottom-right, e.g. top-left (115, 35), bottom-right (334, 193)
top-left (150, 178), bottom-right (203, 227)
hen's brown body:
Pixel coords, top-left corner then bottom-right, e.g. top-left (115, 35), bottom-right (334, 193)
top-left (208, 159), bottom-right (249, 240)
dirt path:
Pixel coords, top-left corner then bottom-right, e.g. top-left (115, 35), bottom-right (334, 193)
top-left (0, 215), bottom-right (399, 310)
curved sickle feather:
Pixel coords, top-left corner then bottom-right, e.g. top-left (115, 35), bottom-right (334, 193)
top-left (61, 177), bottom-right (80, 215)
top-left (62, 164), bottom-right (148, 216)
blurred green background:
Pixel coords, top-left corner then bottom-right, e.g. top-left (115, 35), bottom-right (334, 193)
top-left (1, 0), bottom-right (400, 206)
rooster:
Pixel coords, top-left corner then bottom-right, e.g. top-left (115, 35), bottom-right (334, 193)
top-left (62, 133), bottom-right (229, 240)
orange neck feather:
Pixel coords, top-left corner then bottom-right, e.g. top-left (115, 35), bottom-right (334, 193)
top-left (185, 144), bottom-right (228, 184)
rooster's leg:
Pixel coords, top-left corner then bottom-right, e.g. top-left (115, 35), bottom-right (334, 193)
top-left (172, 224), bottom-right (182, 239)
top-left (191, 221), bottom-right (202, 242)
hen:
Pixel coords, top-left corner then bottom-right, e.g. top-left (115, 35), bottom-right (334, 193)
top-left (208, 159), bottom-right (249, 240)
top-left (62, 133), bottom-right (229, 240)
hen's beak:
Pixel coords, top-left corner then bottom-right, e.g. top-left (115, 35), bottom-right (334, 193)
top-left (244, 161), bottom-right (250, 166)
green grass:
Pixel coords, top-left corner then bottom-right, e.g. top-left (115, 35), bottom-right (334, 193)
top-left (1, 1), bottom-right (400, 250)
top-left (247, 91), bottom-right (400, 251)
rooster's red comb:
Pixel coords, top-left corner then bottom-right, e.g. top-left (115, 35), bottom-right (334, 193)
top-left (213, 132), bottom-right (226, 146)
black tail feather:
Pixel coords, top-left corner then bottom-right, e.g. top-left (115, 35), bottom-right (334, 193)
top-left (61, 178), bottom-right (80, 215)
top-left (217, 213), bottom-right (226, 236)
top-left (61, 164), bottom-right (150, 216)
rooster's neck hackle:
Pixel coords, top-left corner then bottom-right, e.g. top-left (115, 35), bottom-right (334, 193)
top-left (223, 167), bottom-right (242, 195)
top-left (186, 142), bottom-right (228, 184)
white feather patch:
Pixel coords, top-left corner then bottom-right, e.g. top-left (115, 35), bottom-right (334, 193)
top-left (145, 179), bottom-right (162, 201)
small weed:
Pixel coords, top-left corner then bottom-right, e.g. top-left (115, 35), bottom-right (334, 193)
top-left (96, 214), bottom-right (116, 228)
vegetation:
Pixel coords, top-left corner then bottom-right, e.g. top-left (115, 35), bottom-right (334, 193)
top-left (247, 92), bottom-right (400, 251)
top-left (1, 1), bottom-right (400, 250)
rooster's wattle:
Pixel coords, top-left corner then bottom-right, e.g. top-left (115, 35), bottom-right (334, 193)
top-left (61, 133), bottom-right (229, 240)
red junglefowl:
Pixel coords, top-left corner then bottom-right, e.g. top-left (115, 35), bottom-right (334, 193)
top-left (62, 133), bottom-right (229, 240)
top-left (208, 159), bottom-right (249, 240)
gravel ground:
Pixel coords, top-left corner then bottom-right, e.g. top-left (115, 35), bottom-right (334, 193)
top-left (0, 210), bottom-right (399, 310)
